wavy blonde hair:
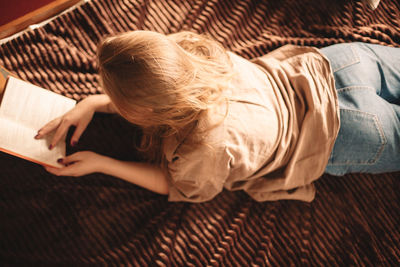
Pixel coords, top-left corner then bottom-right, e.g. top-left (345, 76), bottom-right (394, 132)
top-left (97, 30), bottom-right (233, 163)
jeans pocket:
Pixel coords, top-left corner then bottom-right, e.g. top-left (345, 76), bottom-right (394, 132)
top-left (321, 43), bottom-right (360, 73)
top-left (329, 109), bottom-right (387, 165)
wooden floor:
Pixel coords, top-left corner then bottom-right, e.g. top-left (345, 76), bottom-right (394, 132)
top-left (0, 0), bottom-right (81, 40)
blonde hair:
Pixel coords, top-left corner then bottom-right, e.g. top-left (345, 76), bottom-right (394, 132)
top-left (97, 30), bottom-right (233, 163)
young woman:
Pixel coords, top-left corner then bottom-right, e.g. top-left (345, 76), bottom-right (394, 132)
top-left (36, 31), bottom-right (400, 202)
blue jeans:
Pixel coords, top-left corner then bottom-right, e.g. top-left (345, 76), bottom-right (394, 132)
top-left (320, 43), bottom-right (400, 176)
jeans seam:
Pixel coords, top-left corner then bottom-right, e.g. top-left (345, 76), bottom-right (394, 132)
top-left (336, 85), bottom-right (376, 94)
top-left (332, 44), bottom-right (360, 72)
top-left (329, 109), bottom-right (387, 166)
top-left (360, 43), bottom-right (384, 96)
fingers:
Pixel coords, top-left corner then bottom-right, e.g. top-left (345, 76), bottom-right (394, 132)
top-left (70, 122), bottom-right (89, 146)
top-left (44, 163), bottom-right (80, 177)
top-left (36, 118), bottom-right (90, 149)
top-left (35, 117), bottom-right (73, 149)
top-left (60, 152), bottom-right (83, 165)
top-left (35, 117), bottom-right (62, 139)
top-left (46, 152), bottom-right (83, 176)
top-left (35, 103), bottom-right (95, 148)
top-left (45, 152), bottom-right (89, 176)
top-left (49, 120), bottom-right (72, 149)
top-left (46, 151), bottom-right (101, 177)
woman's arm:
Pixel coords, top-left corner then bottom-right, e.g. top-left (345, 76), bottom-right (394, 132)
top-left (85, 94), bottom-right (116, 114)
top-left (100, 157), bottom-right (169, 195)
top-left (45, 151), bottom-right (169, 195)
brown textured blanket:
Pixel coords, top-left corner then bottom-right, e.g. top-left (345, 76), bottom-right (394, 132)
top-left (0, 0), bottom-right (399, 265)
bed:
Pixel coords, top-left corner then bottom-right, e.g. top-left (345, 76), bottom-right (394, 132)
top-left (0, 0), bottom-right (399, 265)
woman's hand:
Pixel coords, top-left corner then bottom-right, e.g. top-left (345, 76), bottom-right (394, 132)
top-left (35, 96), bottom-right (98, 148)
top-left (44, 151), bottom-right (108, 177)
top-left (46, 151), bottom-right (170, 195)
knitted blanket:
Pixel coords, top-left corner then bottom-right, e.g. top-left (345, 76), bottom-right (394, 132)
top-left (0, 0), bottom-right (399, 265)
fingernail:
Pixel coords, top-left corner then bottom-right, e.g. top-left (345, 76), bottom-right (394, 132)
top-left (49, 144), bottom-right (53, 150)
top-left (34, 134), bottom-right (40, 139)
top-left (71, 141), bottom-right (77, 147)
top-left (57, 158), bottom-right (63, 163)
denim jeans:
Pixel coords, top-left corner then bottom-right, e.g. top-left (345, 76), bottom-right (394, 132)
top-left (320, 42), bottom-right (400, 176)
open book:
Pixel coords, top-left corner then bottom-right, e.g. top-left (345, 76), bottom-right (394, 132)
top-left (0, 76), bottom-right (76, 168)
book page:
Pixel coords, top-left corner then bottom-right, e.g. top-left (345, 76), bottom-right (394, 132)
top-left (0, 118), bottom-right (65, 168)
top-left (0, 76), bottom-right (76, 167)
top-left (0, 76), bottom-right (76, 130)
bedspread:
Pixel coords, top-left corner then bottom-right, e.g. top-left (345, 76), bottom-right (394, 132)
top-left (0, 0), bottom-right (399, 265)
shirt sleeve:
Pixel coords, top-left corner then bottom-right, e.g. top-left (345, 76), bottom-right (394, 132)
top-left (167, 145), bottom-right (231, 203)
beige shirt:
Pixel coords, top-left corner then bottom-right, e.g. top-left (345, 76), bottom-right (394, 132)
top-left (165, 45), bottom-right (340, 202)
